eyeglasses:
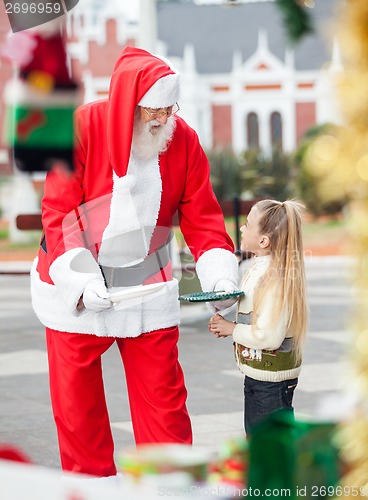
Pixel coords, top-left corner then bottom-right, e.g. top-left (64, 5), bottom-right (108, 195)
top-left (142, 102), bottom-right (180, 120)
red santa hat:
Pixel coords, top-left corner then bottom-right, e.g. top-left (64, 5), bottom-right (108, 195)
top-left (107, 46), bottom-right (180, 178)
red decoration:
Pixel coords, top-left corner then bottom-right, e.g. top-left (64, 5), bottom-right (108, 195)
top-left (0, 444), bottom-right (32, 464)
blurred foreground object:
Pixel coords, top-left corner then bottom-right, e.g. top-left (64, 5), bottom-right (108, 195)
top-left (2, 22), bottom-right (79, 173)
top-left (208, 436), bottom-right (248, 489)
top-left (302, 1), bottom-right (368, 495)
top-left (118, 443), bottom-right (211, 484)
top-left (0, 444), bottom-right (32, 464)
top-left (248, 411), bottom-right (340, 498)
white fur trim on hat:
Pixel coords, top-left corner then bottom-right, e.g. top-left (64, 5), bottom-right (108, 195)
top-left (139, 73), bottom-right (180, 108)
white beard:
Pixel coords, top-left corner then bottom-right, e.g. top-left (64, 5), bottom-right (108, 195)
top-left (131, 112), bottom-right (176, 161)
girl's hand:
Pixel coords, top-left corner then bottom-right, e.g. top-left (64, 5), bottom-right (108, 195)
top-left (208, 313), bottom-right (235, 338)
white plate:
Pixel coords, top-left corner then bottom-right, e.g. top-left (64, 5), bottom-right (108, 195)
top-left (108, 282), bottom-right (166, 302)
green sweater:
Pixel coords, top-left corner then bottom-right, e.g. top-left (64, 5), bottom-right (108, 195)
top-left (232, 256), bottom-right (302, 382)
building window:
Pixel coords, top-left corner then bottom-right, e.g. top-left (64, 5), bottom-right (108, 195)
top-left (247, 112), bottom-right (259, 149)
top-left (270, 111), bottom-right (283, 149)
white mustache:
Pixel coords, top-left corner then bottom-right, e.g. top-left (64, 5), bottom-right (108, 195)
top-left (132, 115), bottom-right (176, 160)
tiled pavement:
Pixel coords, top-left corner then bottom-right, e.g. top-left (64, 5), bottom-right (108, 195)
top-left (0, 256), bottom-right (355, 469)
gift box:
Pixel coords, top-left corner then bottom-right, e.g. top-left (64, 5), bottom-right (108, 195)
top-left (247, 410), bottom-right (340, 499)
top-left (3, 29), bottom-right (79, 173)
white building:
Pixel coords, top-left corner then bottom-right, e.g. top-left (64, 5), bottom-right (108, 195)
top-left (0, 0), bottom-right (343, 175)
top-left (68, 0), bottom-right (342, 154)
top-left (156, 0), bottom-right (342, 153)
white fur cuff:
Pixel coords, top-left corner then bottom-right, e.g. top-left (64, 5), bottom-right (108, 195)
top-left (49, 248), bottom-right (104, 314)
top-left (196, 248), bottom-right (239, 292)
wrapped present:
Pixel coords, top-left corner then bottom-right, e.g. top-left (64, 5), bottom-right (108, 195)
top-left (3, 25), bottom-right (79, 173)
top-left (117, 443), bottom-right (211, 484)
top-left (248, 410), bottom-right (340, 498)
top-left (208, 436), bottom-right (249, 489)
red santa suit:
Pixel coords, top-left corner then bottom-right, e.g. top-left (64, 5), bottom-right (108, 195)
top-left (31, 47), bottom-right (239, 477)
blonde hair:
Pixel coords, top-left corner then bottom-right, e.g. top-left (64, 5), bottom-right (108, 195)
top-left (252, 199), bottom-right (308, 357)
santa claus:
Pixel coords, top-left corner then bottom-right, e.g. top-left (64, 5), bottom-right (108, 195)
top-left (31, 46), bottom-right (239, 478)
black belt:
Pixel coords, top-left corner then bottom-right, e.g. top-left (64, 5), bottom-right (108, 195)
top-left (100, 245), bottom-right (170, 287)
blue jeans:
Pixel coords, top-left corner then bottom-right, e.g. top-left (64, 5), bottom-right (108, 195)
top-left (244, 376), bottom-right (298, 435)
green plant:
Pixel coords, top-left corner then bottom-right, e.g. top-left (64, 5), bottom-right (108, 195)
top-left (238, 147), bottom-right (295, 201)
top-left (275, 0), bottom-right (314, 45)
top-left (0, 226), bottom-right (8, 240)
top-left (207, 147), bottom-right (242, 200)
top-left (207, 146), bottom-right (294, 203)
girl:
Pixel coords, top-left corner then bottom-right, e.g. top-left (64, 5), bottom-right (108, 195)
top-left (208, 199), bottom-right (308, 434)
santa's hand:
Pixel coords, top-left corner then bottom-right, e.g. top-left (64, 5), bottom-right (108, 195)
top-left (212, 279), bottom-right (239, 312)
top-left (82, 279), bottom-right (112, 312)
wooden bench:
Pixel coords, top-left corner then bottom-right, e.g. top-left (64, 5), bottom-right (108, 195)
top-left (16, 214), bottom-right (43, 231)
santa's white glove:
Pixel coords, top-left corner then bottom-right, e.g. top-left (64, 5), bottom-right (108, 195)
top-left (82, 279), bottom-right (112, 312)
top-left (212, 279), bottom-right (239, 312)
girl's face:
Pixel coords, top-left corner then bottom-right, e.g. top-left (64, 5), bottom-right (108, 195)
top-left (240, 207), bottom-right (269, 256)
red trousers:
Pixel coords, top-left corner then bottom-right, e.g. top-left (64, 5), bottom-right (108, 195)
top-left (46, 326), bottom-right (192, 477)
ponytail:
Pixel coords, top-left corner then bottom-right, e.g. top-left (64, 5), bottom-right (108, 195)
top-left (252, 199), bottom-right (308, 357)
